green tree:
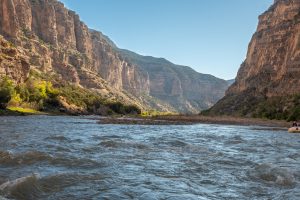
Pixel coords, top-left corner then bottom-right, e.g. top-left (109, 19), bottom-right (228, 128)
top-left (0, 77), bottom-right (15, 109)
top-left (16, 83), bottom-right (30, 102)
top-left (288, 106), bottom-right (300, 121)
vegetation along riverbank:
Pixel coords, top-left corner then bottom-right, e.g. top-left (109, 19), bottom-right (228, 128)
top-left (0, 75), bottom-right (141, 116)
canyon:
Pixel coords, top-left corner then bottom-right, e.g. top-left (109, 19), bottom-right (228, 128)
top-left (0, 0), bottom-right (229, 113)
top-left (207, 0), bottom-right (300, 120)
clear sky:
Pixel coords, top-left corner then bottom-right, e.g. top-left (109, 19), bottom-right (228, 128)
top-left (60, 0), bottom-right (273, 80)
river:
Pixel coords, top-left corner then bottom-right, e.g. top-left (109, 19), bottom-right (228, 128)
top-left (0, 116), bottom-right (299, 199)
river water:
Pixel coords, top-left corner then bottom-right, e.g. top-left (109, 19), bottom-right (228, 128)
top-left (0, 116), bottom-right (299, 200)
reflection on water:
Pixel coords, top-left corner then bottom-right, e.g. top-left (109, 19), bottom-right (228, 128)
top-left (0, 116), bottom-right (299, 199)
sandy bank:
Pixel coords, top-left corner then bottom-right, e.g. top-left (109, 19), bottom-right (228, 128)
top-left (98, 115), bottom-right (290, 128)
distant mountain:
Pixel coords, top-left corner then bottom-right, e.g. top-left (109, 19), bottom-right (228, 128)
top-left (0, 0), bottom-right (229, 114)
top-left (227, 79), bottom-right (235, 86)
top-left (206, 0), bottom-right (300, 120)
top-left (119, 49), bottom-right (229, 113)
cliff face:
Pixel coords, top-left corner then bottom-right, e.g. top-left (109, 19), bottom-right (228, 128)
top-left (0, 0), bottom-right (149, 107)
top-left (0, 36), bottom-right (30, 83)
top-left (0, 0), bottom-right (229, 113)
top-left (208, 0), bottom-right (300, 118)
top-left (119, 50), bottom-right (229, 113)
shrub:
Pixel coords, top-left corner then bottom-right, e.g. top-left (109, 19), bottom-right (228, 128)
top-left (0, 75), bottom-right (142, 115)
top-left (16, 83), bottom-right (30, 102)
top-left (106, 102), bottom-right (141, 115)
top-left (8, 91), bottom-right (22, 106)
top-left (0, 77), bottom-right (15, 109)
top-left (288, 106), bottom-right (300, 121)
top-left (107, 102), bottom-right (125, 114)
top-left (124, 105), bottom-right (141, 115)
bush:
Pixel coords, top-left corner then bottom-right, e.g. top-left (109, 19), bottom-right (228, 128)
top-left (16, 83), bottom-right (30, 102)
top-left (8, 91), bottom-right (22, 106)
top-left (106, 102), bottom-right (141, 115)
top-left (0, 76), bottom-right (60, 111)
top-left (124, 105), bottom-right (141, 115)
top-left (0, 77), bottom-right (15, 109)
top-left (288, 106), bottom-right (300, 121)
top-left (0, 75), bottom-right (142, 115)
top-left (203, 91), bottom-right (300, 122)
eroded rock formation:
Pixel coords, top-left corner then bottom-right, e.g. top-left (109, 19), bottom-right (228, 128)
top-left (0, 0), bottom-right (229, 113)
top-left (119, 50), bottom-right (229, 113)
top-left (208, 0), bottom-right (300, 118)
top-left (0, 36), bottom-right (30, 83)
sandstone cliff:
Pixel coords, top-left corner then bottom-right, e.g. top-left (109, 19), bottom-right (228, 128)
top-left (119, 49), bottom-right (229, 113)
top-left (207, 0), bottom-right (300, 120)
top-left (0, 0), bottom-right (229, 113)
top-left (0, 36), bottom-right (30, 83)
top-left (0, 0), bottom-right (149, 109)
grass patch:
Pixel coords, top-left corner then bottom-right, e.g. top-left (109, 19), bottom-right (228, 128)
top-left (0, 109), bottom-right (21, 116)
top-left (7, 106), bottom-right (44, 115)
top-left (141, 110), bottom-right (178, 117)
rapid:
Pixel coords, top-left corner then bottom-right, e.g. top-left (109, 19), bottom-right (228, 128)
top-left (0, 116), bottom-right (299, 199)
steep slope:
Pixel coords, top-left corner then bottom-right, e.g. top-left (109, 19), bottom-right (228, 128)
top-left (119, 49), bottom-right (229, 113)
top-left (0, 0), bottom-right (149, 110)
top-left (0, 0), bottom-right (229, 113)
top-left (0, 36), bottom-right (30, 83)
top-left (226, 79), bottom-right (235, 86)
top-left (207, 0), bottom-right (300, 120)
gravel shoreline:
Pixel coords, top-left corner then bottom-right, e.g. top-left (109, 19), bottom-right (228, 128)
top-left (98, 115), bottom-right (290, 128)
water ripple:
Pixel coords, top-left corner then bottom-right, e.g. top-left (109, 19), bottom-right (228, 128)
top-left (0, 116), bottom-right (299, 199)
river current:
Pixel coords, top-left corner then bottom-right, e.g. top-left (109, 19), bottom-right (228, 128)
top-left (0, 116), bottom-right (299, 200)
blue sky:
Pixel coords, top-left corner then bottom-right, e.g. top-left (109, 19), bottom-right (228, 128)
top-left (60, 0), bottom-right (273, 80)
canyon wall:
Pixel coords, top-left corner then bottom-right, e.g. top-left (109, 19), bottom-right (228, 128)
top-left (119, 50), bottom-right (229, 113)
top-left (0, 0), bottom-right (229, 113)
top-left (208, 0), bottom-right (300, 118)
top-left (0, 0), bottom-right (149, 107)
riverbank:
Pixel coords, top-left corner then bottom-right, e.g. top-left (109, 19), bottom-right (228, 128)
top-left (98, 115), bottom-right (290, 128)
top-left (0, 107), bottom-right (62, 116)
top-left (0, 108), bottom-right (290, 128)
top-left (155, 115), bottom-right (291, 127)
top-left (0, 108), bottom-right (35, 116)
top-left (98, 116), bottom-right (193, 125)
